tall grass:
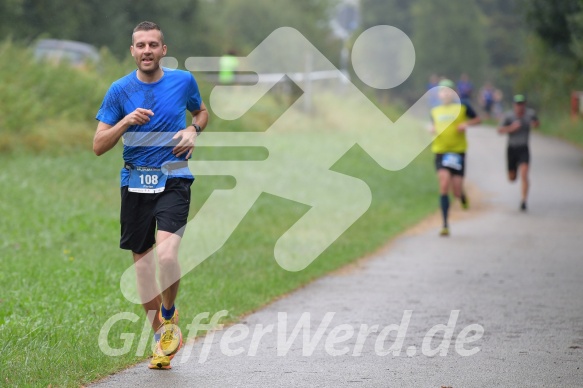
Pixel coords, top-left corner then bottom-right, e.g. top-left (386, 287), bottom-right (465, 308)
top-left (536, 113), bottom-right (583, 148)
top-left (0, 40), bottom-right (134, 152)
top-left (0, 147), bottom-right (439, 387)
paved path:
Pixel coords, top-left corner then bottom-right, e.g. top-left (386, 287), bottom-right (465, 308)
top-left (93, 126), bottom-right (583, 387)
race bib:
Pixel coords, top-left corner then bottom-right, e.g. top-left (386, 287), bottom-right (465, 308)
top-left (128, 166), bottom-right (167, 193)
top-left (442, 153), bottom-right (462, 171)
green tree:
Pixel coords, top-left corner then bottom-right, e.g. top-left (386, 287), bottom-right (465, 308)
top-left (360, 0), bottom-right (413, 35)
top-left (0, 0), bottom-right (25, 39)
top-left (6, 0), bottom-right (89, 42)
top-left (0, 0), bottom-right (207, 60)
top-left (515, 0), bottom-right (583, 109)
top-left (568, 6), bottom-right (583, 62)
top-left (2, 0), bottom-right (348, 72)
top-left (206, 0), bottom-right (339, 57)
top-left (525, 0), bottom-right (583, 57)
top-left (410, 0), bottom-right (489, 91)
top-left (475, 0), bottom-right (527, 92)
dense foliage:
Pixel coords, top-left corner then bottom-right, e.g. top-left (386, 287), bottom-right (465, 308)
top-left (1, 0), bottom-right (582, 109)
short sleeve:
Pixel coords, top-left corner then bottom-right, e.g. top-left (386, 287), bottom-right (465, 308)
top-left (96, 83), bottom-right (124, 126)
top-left (186, 74), bottom-right (202, 112)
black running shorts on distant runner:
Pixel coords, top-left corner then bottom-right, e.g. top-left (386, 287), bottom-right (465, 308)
top-left (435, 153), bottom-right (466, 177)
top-left (120, 178), bottom-right (193, 254)
top-left (507, 145), bottom-right (530, 173)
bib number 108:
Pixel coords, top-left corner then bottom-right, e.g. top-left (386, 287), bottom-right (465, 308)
top-left (139, 174), bottom-right (159, 185)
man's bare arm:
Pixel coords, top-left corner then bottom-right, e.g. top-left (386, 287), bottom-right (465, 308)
top-left (498, 121), bottom-right (521, 134)
top-left (458, 116), bottom-right (481, 132)
top-left (93, 108), bottom-right (154, 156)
top-left (191, 101), bottom-right (209, 132)
top-left (172, 102), bottom-right (209, 159)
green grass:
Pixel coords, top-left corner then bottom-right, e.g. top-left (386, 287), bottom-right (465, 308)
top-left (0, 137), bottom-right (439, 387)
top-left (0, 42), bottom-right (440, 386)
top-left (536, 112), bottom-right (583, 149)
top-left (0, 147), bottom-right (438, 387)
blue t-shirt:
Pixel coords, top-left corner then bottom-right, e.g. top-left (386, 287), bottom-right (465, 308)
top-left (96, 68), bottom-right (202, 186)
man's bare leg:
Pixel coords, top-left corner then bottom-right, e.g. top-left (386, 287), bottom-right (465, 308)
top-left (438, 169), bottom-right (452, 235)
top-left (451, 175), bottom-right (465, 206)
top-left (519, 163), bottom-right (529, 209)
top-left (133, 248), bottom-right (162, 330)
top-left (156, 231), bottom-right (182, 313)
top-left (147, 231), bottom-right (183, 360)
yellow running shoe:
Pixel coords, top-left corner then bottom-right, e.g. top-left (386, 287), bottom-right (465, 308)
top-left (157, 307), bottom-right (183, 357)
top-left (439, 227), bottom-right (450, 237)
top-left (149, 344), bottom-right (171, 370)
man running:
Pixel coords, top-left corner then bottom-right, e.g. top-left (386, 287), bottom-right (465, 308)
top-left (93, 21), bottom-right (208, 369)
top-left (431, 79), bottom-right (481, 236)
top-left (498, 94), bottom-right (539, 211)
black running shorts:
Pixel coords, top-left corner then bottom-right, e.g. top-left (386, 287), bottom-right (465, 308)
top-left (120, 178), bottom-right (193, 254)
top-left (507, 145), bottom-right (530, 173)
top-left (435, 153), bottom-right (466, 177)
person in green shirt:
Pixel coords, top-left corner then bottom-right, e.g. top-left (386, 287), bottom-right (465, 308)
top-left (219, 49), bottom-right (239, 85)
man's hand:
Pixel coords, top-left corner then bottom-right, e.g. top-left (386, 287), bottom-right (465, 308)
top-left (94, 109), bottom-right (152, 156)
top-left (458, 122), bottom-right (468, 132)
top-left (172, 127), bottom-right (197, 159)
top-left (498, 120), bottom-right (521, 135)
top-left (510, 120), bottom-right (521, 131)
top-left (124, 108), bottom-right (154, 126)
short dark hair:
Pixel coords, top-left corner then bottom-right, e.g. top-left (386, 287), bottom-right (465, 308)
top-left (132, 21), bottom-right (164, 44)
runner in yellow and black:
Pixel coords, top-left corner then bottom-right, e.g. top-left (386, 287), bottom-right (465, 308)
top-left (431, 79), bottom-right (481, 236)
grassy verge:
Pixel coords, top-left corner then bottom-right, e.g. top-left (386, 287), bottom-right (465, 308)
top-left (0, 43), bottom-right (440, 387)
top-left (536, 112), bottom-right (583, 148)
top-left (0, 40), bottom-right (134, 153)
top-left (0, 126), bottom-right (438, 387)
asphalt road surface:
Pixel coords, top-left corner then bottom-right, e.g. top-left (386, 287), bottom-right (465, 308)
top-left (93, 126), bottom-right (583, 387)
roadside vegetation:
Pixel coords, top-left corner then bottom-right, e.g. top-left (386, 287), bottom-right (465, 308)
top-left (0, 42), bottom-right (439, 386)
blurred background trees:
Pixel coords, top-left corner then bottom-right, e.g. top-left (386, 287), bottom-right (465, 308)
top-left (410, 0), bottom-right (488, 91)
top-left (516, 0), bottom-right (583, 110)
top-left (1, 0), bottom-right (582, 111)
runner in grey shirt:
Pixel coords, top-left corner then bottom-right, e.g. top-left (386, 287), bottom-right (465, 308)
top-left (498, 94), bottom-right (539, 211)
